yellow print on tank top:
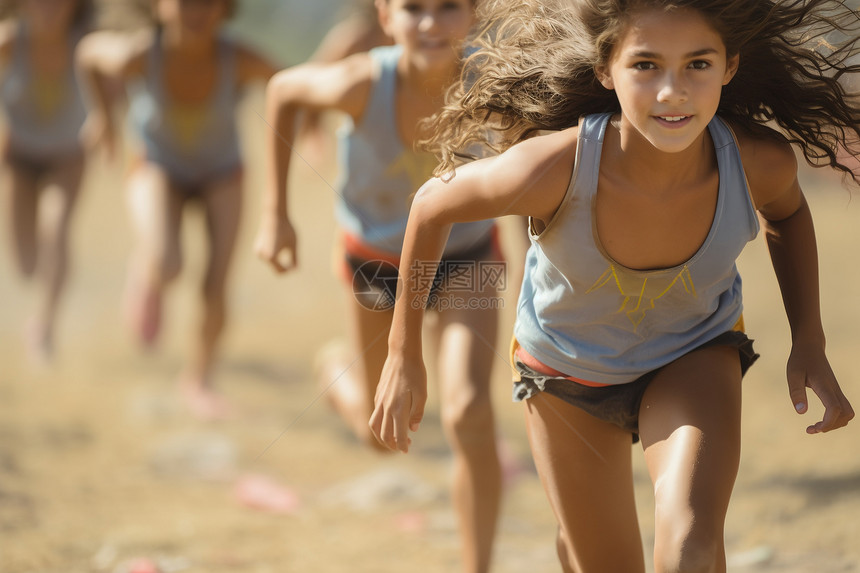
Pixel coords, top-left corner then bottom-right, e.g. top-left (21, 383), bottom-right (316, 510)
top-left (165, 105), bottom-right (208, 151)
top-left (386, 151), bottom-right (438, 202)
top-left (31, 74), bottom-right (66, 121)
top-left (586, 264), bottom-right (697, 331)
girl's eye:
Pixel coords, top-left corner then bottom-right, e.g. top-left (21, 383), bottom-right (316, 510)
top-left (689, 60), bottom-right (711, 70)
top-left (633, 61), bottom-right (657, 71)
top-left (403, 2), bottom-right (422, 12)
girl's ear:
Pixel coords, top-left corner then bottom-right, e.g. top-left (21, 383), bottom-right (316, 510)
top-left (595, 66), bottom-right (614, 90)
top-left (723, 53), bottom-right (740, 85)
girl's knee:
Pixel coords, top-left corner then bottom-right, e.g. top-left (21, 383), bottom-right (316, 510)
top-left (201, 276), bottom-right (228, 305)
top-left (138, 249), bottom-right (181, 285)
top-left (441, 390), bottom-right (495, 445)
top-left (654, 517), bottom-right (723, 573)
top-left (15, 251), bottom-right (38, 277)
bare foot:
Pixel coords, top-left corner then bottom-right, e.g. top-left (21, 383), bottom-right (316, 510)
top-left (313, 340), bottom-right (388, 452)
top-left (179, 372), bottom-right (236, 421)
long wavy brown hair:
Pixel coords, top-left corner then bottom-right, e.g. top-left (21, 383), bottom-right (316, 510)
top-left (423, 0), bottom-right (860, 184)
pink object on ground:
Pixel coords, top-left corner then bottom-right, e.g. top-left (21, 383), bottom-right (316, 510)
top-left (393, 510), bottom-right (426, 534)
top-left (234, 473), bottom-right (301, 514)
top-left (127, 557), bottom-right (162, 573)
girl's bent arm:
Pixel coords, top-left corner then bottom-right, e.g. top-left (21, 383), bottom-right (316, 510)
top-left (750, 139), bottom-right (854, 434)
top-left (75, 31), bottom-right (146, 156)
top-left (369, 131), bottom-right (578, 452)
top-left (254, 56), bottom-right (372, 273)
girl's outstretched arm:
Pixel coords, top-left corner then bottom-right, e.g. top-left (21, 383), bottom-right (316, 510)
top-left (253, 55), bottom-right (372, 273)
top-left (369, 129), bottom-right (579, 452)
top-left (745, 134), bottom-right (855, 434)
top-left (75, 30), bottom-right (147, 158)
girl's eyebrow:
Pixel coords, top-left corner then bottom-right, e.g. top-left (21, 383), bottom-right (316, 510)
top-left (629, 48), bottom-right (720, 59)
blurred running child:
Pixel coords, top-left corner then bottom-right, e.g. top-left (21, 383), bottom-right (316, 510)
top-left (77, 0), bottom-right (278, 418)
top-left (0, 0), bottom-right (92, 363)
top-left (254, 1), bottom-right (503, 571)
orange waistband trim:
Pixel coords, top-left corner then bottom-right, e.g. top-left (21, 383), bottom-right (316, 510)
top-left (341, 232), bottom-right (402, 266)
top-left (510, 337), bottom-right (611, 388)
top-left (341, 225), bottom-right (503, 268)
top-left (510, 314), bottom-right (746, 388)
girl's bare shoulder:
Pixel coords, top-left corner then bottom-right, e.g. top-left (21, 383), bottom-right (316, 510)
top-left (77, 28), bottom-right (152, 78)
top-left (729, 121), bottom-right (799, 210)
top-left (232, 41), bottom-right (280, 84)
top-left (269, 52), bottom-right (374, 118)
top-left (499, 126), bottom-right (581, 185)
top-left (450, 126), bottom-right (580, 222)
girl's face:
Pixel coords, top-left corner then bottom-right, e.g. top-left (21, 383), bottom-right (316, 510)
top-left (157, 0), bottom-right (227, 37)
top-left (378, 0), bottom-right (474, 68)
top-left (597, 7), bottom-right (739, 154)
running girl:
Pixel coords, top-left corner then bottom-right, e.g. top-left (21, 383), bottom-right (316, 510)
top-left (371, 1), bottom-right (857, 571)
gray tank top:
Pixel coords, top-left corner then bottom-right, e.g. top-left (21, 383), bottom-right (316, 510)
top-left (514, 113), bottom-right (760, 385)
top-left (0, 23), bottom-right (86, 157)
top-left (127, 31), bottom-right (241, 184)
top-left (334, 45), bottom-right (494, 255)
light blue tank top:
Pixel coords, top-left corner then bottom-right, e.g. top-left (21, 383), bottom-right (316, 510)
top-left (0, 23), bottom-right (86, 157)
top-left (128, 32), bottom-right (241, 185)
top-left (335, 45), bottom-right (494, 255)
top-left (514, 113), bottom-right (760, 385)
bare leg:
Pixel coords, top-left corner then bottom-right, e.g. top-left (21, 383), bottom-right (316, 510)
top-left (3, 161), bottom-right (42, 361)
top-left (640, 345), bottom-right (743, 573)
top-left (523, 392), bottom-right (646, 572)
top-left (320, 285), bottom-right (393, 451)
top-left (2, 162), bottom-right (39, 278)
top-left (30, 155), bottom-right (84, 360)
top-left (434, 291), bottom-right (500, 573)
top-left (123, 162), bottom-right (184, 348)
top-left (180, 171), bottom-right (242, 420)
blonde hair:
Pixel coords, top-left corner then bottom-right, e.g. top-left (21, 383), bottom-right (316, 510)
top-left (425, 0), bottom-right (860, 184)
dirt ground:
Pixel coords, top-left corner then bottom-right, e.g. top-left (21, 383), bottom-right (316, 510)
top-left (1, 88), bottom-right (860, 573)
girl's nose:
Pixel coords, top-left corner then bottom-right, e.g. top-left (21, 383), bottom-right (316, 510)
top-left (657, 72), bottom-right (689, 104)
top-left (418, 11), bottom-right (440, 33)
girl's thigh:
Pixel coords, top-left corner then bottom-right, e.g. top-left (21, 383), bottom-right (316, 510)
top-left (125, 161), bottom-right (184, 256)
top-left (40, 155), bottom-right (84, 237)
top-left (639, 345), bottom-right (743, 537)
top-left (1, 161), bottom-right (40, 272)
top-left (434, 290), bottom-right (499, 406)
top-left (524, 392), bottom-right (646, 572)
top-left (344, 287), bottom-right (394, 394)
top-left (200, 171), bottom-right (243, 285)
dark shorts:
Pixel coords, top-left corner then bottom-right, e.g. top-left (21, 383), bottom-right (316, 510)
top-left (512, 330), bottom-right (759, 442)
top-left (3, 147), bottom-right (84, 180)
top-left (345, 233), bottom-right (502, 312)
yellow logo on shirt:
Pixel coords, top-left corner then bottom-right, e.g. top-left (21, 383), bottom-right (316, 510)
top-left (386, 151), bottom-right (439, 195)
top-left (31, 75), bottom-right (65, 121)
top-left (165, 105), bottom-right (208, 150)
top-left (586, 264), bottom-right (697, 330)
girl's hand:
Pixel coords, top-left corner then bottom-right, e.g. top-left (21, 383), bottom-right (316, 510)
top-left (369, 351), bottom-right (427, 453)
top-left (254, 214), bottom-right (298, 273)
top-left (787, 343), bottom-right (854, 433)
